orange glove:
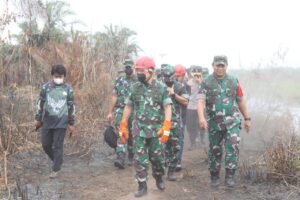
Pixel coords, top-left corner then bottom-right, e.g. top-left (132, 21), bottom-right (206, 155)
top-left (157, 120), bottom-right (172, 143)
top-left (118, 121), bottom-right (129, 144)
top-left (160, 131), bottom-right (170, 143)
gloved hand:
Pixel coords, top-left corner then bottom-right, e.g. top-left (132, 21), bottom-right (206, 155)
top-left (160, 130), bottom-right (170, 143)
top-left (157, 120), bottom-right (172, 143)
top-left (118, 121), bottom-right (129, 144)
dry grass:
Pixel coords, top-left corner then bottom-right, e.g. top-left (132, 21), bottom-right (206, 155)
top-left (240, 134), bottom-right (300, 187)
top-left (0, 71), bottom-right (114, 194)
top-left (264, 135), bottom-right (300, 184)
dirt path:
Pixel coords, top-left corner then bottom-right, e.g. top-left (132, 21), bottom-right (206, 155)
top-left (8, 135), bottom-right (300, 200)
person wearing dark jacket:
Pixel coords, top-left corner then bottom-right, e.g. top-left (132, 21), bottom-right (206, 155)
top-left (34, 64), bottom-right (75, 178)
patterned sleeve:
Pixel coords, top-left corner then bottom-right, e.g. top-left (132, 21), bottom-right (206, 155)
top-left (125, 85), bottom-right (133, 106)
top-left (35, 85), bottom-right (46, 121)
top-left (67, 86), bottom-right (75, 125)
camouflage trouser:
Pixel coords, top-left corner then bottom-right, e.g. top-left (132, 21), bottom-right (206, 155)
top-left (115, 109), bottom-right (134, 159)
top-left (176, 124), bottom-right (185, 164)
top-left (208, 126), bottom-right (240, 172)
top-left (165, 126), bottom-right (181, 169)
top-left (133, 136), bottom-right (165, 182)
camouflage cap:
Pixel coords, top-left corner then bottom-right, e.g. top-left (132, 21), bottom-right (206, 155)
top-left (212, 55), bottom-right (228, 65)
top-left (161, 63), bottom-right (169, 69)
top-left (123, 59), bottom-right (134, 67)
top-left (161, 64), bottom-right (175, 77)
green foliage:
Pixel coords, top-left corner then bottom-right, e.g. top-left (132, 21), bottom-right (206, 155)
top-left (42, 0), bottom-right (74, 42)
top-left (93, 24), bottom-right (140, 71)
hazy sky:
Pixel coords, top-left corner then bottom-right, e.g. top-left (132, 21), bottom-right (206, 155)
top-left (2, 0), bottom-right (300, 69)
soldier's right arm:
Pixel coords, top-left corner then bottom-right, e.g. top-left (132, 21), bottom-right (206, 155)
top-left (162, 86), bottom-right (173, 121)
top-left (35, 85), bottom-right (46, 121)
top-left (122, 87), bottom-right (134, 122)
top-left (121, 105), bottom-right (132, 122)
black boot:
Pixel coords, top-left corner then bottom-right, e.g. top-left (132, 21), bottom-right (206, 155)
top-left (128, 153), bottom-right (134, 166)
top-left (225, 169), bottom-right (236, 188)
top-left (114, 154), bottom-right (125, 169)
top-left (210, 171), bottom-right (220, 188)
top-left (134, 181), bottom-right (147, 198)
top-left (167, 168), bottom-right (177, 181)
top-left (175, 162), bottom-right (182, 172)
top-left (154, 175), bottom-right (165, 191)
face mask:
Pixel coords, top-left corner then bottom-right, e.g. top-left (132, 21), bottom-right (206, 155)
top-left (137, 73), bottom-right (147, 83)
top-left (125, 68), bottom-right (133, 76)
top-left (165, 81), bottom-right (174, 87)
top-left (53, 78), bottom-right (64, 85)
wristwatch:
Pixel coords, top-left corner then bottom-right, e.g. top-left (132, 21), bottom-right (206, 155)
top-left (244, 117), bottom-right (251, 121)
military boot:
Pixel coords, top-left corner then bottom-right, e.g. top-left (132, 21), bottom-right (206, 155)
top-left (167, 168), bottom-right (177, 181)
top-left (134, 181), bottom-right (147, 197)
top-left (154, 175), bottom-right (165, 191)
top-left (128, 152), bottom-right (134, 166)
top-left (175, 163), bottom-right (182, 172)
top-left (114, 153), bottom-right (125, 169)
top-left (210, 171), bottom-right (220, 188)
top-left (225, 169), bottom-right (236, 188)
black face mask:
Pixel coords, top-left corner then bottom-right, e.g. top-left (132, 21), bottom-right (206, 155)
top-left (165, 81), bottom-right (174, 87)
top-left (137, 73), bottom-right (147, 83)
top-left (125, 68), bottom-right (133, 76)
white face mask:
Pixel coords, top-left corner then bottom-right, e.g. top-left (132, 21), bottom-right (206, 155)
top-left (53, 78), bottom-right (64, 85)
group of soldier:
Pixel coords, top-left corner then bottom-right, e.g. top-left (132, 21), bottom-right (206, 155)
top-left (34, 55), bottom-right (251, 198)
top-left (106, 55), bottom-right (251, 197)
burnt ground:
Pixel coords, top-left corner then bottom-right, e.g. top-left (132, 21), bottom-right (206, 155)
top-left (2, 131), bottom-right (300, 200)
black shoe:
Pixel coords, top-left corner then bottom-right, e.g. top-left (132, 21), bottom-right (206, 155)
top-left (154, 175), bottom-right (165, 191)
top-left (167, 168), bottom-right (177, 181)
top-left (134, 182), bottom-right (147, 198)
top-left (114, 157), bottom-right (125, 169)
top-left (225, 176), bottom-right (235, 188)
top-left (128, 153), bottom-right (134, 166)
top-left (210, 171), bottom-right (220, 188)
top-left (175, 163), bottom-right (182, 172)
top-left (225, 169), bottom-right (236, 188)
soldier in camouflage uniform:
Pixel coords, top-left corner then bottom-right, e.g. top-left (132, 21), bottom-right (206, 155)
top-left (34, 64), bottom-right (75, 179)
top-left (119, 56), bottom-right (173, 197)
top-left (173, 64), bottom-right (188, 171)
top-left (161, 64), bottom-right (189, 180)
top-left (197, 55), bottom-right (251, 188)
top-left (107, 59), bottom-right (136, 169)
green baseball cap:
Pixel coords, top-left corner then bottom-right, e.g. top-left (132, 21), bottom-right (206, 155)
top-left (212, 55), bottom-right (228, 65)
top-left (123, 59), bottom-right (134, 67)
